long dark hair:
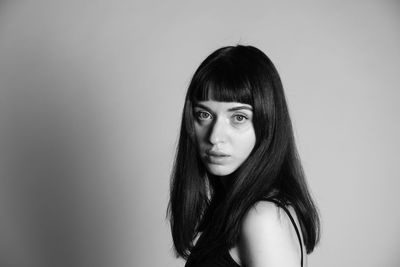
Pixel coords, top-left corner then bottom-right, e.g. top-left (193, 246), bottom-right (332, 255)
top-left (168, 45), bottom-right (320, 260)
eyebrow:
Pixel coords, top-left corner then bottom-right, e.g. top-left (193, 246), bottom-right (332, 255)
top-left (227, 106), bottom-right (253, 112)
top-left (194, 103), bottom-right (253, 112)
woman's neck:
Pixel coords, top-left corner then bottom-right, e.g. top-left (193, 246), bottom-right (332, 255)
top-left (209, 173), bottom-right (235, 193)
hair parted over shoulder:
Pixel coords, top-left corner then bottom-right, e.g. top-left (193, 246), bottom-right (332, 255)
top-left (168, 45), bottom-right (320, 259)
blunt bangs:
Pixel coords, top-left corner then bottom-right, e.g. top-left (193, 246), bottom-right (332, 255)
top-left (189, 58), bottom-right (253, 105)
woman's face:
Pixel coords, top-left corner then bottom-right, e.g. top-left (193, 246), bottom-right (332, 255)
top-left (193, 100), bottom-right (256, 177)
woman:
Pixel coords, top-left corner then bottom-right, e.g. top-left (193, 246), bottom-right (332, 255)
top-left (168, 45), bottom-right (320, 267)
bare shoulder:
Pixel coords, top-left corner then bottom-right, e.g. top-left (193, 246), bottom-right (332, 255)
top-left (242, 201), bottom-right (297, 231)
top-left (238, 201), bottom-right (304, 267)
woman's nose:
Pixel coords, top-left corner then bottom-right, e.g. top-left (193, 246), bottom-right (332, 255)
top-left (209, 118), bottom-right (227, 145)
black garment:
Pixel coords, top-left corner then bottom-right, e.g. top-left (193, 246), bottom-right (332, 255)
top-left (185, 199), bottom-right (304, 267)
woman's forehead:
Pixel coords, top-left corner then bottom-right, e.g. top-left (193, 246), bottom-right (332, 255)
top-left (192, 83), bottom-right (253, 104)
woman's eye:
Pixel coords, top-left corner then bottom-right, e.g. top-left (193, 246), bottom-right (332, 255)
top-left (232, 114), bottom-right (248, 124)
top-left (196, 111), bottom-right (212, 121)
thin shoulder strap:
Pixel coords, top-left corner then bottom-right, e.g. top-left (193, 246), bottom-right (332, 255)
top-left (264, 198), bottom-right (304, 267)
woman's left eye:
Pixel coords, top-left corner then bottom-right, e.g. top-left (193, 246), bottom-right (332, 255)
top-left (232, 114), bottom-right (248, 123)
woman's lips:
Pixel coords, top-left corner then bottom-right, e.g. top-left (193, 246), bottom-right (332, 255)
top-left (207, 151), bottom-right (229, 157)
top-left (205, 151), bottom-right (230, 164)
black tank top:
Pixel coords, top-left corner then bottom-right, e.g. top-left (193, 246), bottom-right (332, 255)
top-left (185, 199), bottom-right (304, 267)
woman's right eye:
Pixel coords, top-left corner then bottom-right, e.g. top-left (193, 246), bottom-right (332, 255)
top-left (195, 111), bottom-right (212, 121)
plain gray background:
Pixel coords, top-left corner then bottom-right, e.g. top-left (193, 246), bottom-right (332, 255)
top-left (0, 1), bottom-right (399, 267)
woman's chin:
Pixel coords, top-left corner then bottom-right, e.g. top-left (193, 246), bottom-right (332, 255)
top-left (206, 164), bottom-right (236, 177)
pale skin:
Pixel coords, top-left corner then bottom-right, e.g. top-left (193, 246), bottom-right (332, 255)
top-left (230, 202), bottom-right (307, 267)
top-left (194, 100), bottom-right (307, 267)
